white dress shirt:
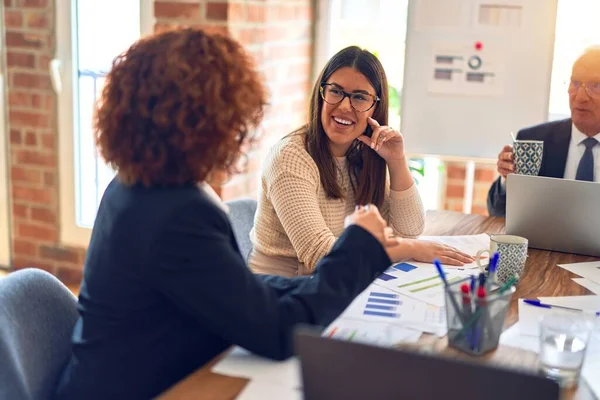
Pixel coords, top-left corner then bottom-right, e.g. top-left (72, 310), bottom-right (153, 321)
top-left (562, 124), bottom-right (600, 182)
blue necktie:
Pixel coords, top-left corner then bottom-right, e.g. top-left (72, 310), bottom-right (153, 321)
top-left (575, 137), bottom-right (598, 181)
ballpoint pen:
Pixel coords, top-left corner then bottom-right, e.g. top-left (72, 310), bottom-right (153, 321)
top-left (523, 299), bottom-right (600, 316)
top-left (487, 252), bottom-right (499, 289)
top-left (434, 259), bottom-right (466, 325)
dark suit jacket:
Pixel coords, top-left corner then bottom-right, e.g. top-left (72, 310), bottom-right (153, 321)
top-left (487, 118), bottom-right (572, 217)
top-left (55, 178), bottom-right (390, 399)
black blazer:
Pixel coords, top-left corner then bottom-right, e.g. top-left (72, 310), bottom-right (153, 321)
top-left (55, 179), bottom-right (391, 399)
top-left (487, 118), bottom-right (572, 217)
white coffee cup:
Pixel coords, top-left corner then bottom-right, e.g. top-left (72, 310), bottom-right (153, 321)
top-left (476, 234), bottom-right (528, 284)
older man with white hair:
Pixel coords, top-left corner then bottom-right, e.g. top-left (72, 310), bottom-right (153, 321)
top-left (487, 46), bottom-right (600, 217)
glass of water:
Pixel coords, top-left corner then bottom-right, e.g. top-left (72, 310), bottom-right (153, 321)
top-left (538, 313), bottom-right (594, 387)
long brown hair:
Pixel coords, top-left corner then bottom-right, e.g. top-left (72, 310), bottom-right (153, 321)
top-left (301, 46), bottom-right (389, 207)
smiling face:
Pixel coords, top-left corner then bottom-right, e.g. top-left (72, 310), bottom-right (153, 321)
top-left (569, 49), bottom-right (600, 136)
top-left (320, 67), bottom-right (378, 157)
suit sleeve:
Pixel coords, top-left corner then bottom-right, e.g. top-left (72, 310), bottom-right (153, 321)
top-left (486, 129), bottom-right (530, 217)
top-left (151, 201), bottom-right (391, 361)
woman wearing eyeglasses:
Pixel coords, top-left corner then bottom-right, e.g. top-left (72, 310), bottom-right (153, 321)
top-left (249, 46), bottom-right (474, 277)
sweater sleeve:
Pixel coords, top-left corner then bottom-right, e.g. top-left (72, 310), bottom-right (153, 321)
top-left (263, 141), bottom-right (338, 271)
top-left (380, 182), bottom-right (425, 238)
top-left (152, 200), bottom-right (391, 361)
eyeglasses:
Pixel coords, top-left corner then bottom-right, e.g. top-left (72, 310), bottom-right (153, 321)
top-left (320, 83), bottom-right (380, 112)
top-left (568, 80), bottom-right (600, 99)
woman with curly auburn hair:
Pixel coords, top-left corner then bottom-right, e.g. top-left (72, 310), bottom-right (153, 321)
top-left (55, 29), bottom-right (398, 399)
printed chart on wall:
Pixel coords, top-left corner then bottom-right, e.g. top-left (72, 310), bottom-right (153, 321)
top-left (428, 41), bottom-right (506, 97)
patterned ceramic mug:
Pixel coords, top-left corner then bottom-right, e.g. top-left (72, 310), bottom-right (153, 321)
top-left (476, 234), bottom-right (528, 284)
top-left (513, 140), bottom-right (543, 175)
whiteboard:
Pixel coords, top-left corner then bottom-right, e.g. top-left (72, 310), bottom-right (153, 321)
top-left (401, 0), bottom-right (559, 160)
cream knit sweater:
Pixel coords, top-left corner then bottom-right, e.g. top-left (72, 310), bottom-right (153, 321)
top-left (249, 133), bottom-right (425, 273)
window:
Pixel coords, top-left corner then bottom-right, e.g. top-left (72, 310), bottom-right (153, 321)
top-left (548, 0), bottom-right (600, 120)
top-left (57, 0), bottom-right (154, 246)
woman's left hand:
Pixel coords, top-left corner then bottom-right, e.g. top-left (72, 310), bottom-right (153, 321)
top-left (358, 117), bottom-right (406, 162)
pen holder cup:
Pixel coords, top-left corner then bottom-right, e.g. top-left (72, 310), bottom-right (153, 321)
top-left (445, 277), bottom-right (515, 356)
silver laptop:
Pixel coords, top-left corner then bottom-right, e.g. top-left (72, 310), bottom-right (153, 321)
top-left (295, 329), bottom-right (559, 400)
top-left (506, 174), bottom-right (600, 256)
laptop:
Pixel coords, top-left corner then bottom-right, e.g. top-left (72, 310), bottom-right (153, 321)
top-left (295, 330), bottom-right (559, 400)
top-left (506, 174), bottom-right (600, 256)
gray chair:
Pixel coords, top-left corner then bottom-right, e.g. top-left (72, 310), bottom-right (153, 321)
top-left (225, 198), bottom-right (258, 262)
top-left (0, 268), bottom-right (78, 400)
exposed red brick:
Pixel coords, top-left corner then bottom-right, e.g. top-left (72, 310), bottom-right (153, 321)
top-left (40, 134), bottom-right (55, 150)
top-left (24, 131), bottom-right (37, 146)
top-left (15, 150), bottom-right (55, 166)
top-left (25, 11), bottom-right (48, 29)
top-left (12, 185), bottom-right (53, 203)
top-left (17, 222), bottom-right (57, 242)
top-left (23, 0), bottom-right (48, 7)
top-left (13, 239), bottom-right (37, 257)
top-left (10, 128), bottom-right (21, 144)
top-left (5, 31), bottom-right (45, 49)
top-left (5, 10), bottom-right (23, 28)
top-left (11, 166), bottom-right (42, 184)
top-left (39, 245), bottom-right (79, 264)
top-left (206, 2), bottom-right (228, 20)
top-left (6, 51), bottom-right (35, 68)
top-left (155, 2), bottom-right (202, 20)
top-left (43, 171), bottom-right (55, 187)
top-left (474, 167), bottom-right (497, 182)
top-left (8, 91), bottom-right (31, 107)
top-left (12, 203), bottom-right (28, 219)
top-left (10, 110), bottom-right (50, 128)
top-left (55, 266), bottom-right (84, 285)
top-left (247, 4), bottom-right (264, 22)
top-left (12, 261), bottom-right (54, 274)
top-left (31, 207), bottom-right (56, 224)
top-left (446, 184), bottom-right (464, 199)
top-left (446, 165), bottom-right (466, 180)
top-left (13, 72), bottom-right (52, 90)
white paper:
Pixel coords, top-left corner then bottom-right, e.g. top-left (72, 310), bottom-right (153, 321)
top-left (536, 296), bottom-right (600, 312)
top-left (516, 299), bottom-right (557, 337)
top-left (573, 278), bottom-right (600, 295)
top-left (212, 347), bottom-right (300, 389)
top-left (414, 0), bottom-right (465, 31)
top-left (322, 318), bottom-right (422, 347)
top-left (236, 380), bottom-right (303, 400)
top-left (336, 285), bottom-right (446, 335)
top-left (376, 265), bottom-right (468, 307)
top-left (414, 233), bottom-right (490, 270)
top-left (558, 261), bottom-right (600, 285)
top-left (499, 322), bottom-right (539, 353)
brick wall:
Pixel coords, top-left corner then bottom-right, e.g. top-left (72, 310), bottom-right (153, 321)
top-left (154, 0), bottom-right (313, 200)
top-left (443, 161), bottom-right (498, 215)
top-left (4, 0), bottom-right (87, 283)
top-left (2, 0), bottom-right (314, 284)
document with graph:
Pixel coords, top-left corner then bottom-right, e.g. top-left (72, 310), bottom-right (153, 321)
top-left (375, 262), bottom-right (468, 307)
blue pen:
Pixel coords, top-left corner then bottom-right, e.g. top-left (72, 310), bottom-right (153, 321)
top-left (470, 275), bottom-right (476, 294)
top-left (434, 259), bottom-right (466, 325)
top-left (487, 252), bottom-right (500, 289)
top-left (523, 299), bottom-right (600, 317)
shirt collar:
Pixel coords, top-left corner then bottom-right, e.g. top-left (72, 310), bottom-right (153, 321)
top-left (572, 123), bottom-right (600, 146)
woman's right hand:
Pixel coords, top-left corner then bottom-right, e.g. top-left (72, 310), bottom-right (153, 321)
top-left (346, 205), bottom-right (398, 249)
top-left (408, 240), bottom-right (475, 266)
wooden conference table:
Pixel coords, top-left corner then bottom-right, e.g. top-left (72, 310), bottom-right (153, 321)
top-left (160, 210), bottom-right (598, 400)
